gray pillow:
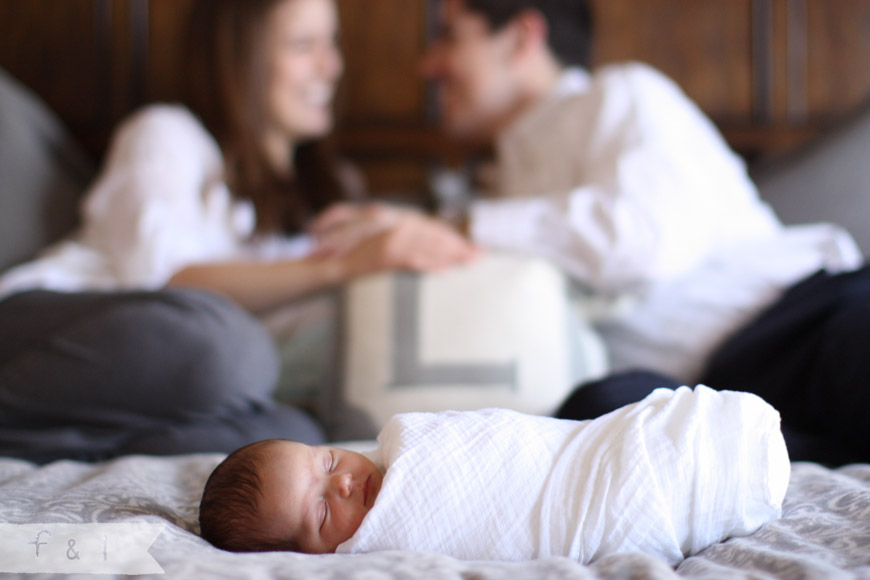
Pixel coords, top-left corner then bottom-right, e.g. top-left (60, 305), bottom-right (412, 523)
top-left (753, 102), bottom-right (870, 257)
top-left (0, 68), bottom-right (94, 273)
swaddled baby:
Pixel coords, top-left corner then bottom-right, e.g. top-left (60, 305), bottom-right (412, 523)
top-left (199, 386), bottom-right (790, 564)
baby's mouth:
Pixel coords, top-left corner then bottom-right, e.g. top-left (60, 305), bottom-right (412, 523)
top-left (364, 475), bottom-right (373, 507)
top-left (364, 475), bottom-right (375, 506)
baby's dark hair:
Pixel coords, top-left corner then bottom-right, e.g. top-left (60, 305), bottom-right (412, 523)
top-left (198, 439), bottom-right (300, 553)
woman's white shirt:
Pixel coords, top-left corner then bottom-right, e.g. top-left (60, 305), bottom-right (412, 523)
top-left (0, 105), bottom-right (310, 300)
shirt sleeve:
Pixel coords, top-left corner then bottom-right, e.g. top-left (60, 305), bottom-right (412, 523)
top-left (78, 105), bottom-right (254, 288)
top-left (470, 64), bottom-right (778, 293)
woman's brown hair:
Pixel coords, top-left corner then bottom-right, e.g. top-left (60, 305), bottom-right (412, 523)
top-left (185, 0), bottom-right (349, 234)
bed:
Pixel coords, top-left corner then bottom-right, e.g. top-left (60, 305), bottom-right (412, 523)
top-left (0, 453), bottom-right (867, 579)
top-left (3, 57), bottom-right (870, 580)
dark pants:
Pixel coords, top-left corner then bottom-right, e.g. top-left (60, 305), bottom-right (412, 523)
top-left (0, 289), bottom-right (325, 464)
top-left (558, 266), bottom-right (870, 466)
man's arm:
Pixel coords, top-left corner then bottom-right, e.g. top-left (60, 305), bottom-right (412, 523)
top-left (467, 64), bottom-right (778, 292)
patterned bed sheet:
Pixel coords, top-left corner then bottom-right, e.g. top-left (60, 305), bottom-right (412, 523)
top-left (0, 455), bottom-right (866, 579)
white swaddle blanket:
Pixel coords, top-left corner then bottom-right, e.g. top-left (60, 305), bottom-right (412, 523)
top-left (337, 386), bottom-right (790, 564)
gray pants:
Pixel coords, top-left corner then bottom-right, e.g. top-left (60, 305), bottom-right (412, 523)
top-left (0, 289), bottom-right (325, 464)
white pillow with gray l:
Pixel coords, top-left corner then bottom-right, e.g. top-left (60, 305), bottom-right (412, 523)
top-left (321, 253), bottom-right (609, 441)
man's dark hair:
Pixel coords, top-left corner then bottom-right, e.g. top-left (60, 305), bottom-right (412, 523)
top-left (464, 0), bottom-right (594, 68)
top-left (198, 439), bottom-right (300, 553)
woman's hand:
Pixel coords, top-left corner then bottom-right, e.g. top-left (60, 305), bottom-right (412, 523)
top-left (334, 213), bottom-right (482, 279)
top-left (167, 206), bottom-right (480, 313)
top-left (309, 202), bottom-right (420, 258)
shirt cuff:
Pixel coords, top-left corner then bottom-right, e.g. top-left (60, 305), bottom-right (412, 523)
top-left (469, 198), bottom-right (548, 252)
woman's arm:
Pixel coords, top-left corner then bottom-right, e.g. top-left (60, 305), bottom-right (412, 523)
top-left (168, 217), bottom-right (480, 313)
top-left (166, 258), bottom-right (345, 313)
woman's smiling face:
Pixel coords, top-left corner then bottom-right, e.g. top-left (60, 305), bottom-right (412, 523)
top-left (255, 441), bottom-right (383, 553)
top-left (264, 0), bottom-right (344, 143)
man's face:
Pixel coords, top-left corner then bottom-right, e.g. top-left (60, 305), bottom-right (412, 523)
top-left (421, 0), bottom-right (522, 141)
top-left (257, 441), bottom-right (383, 554)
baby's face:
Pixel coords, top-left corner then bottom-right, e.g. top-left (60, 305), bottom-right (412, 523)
top-left (256, 441), bottom-right (383, 553)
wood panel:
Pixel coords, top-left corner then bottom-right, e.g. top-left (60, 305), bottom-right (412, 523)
top-left (333, 0), bottom-right (433, 195)
top-left (146, 0), bottom-right (195, 103)
top-left (109, 0), bottom-right (148, 120)
top-left (1, 0), bottom-right (869, 190)
top-left (772, 0), bottom-right (794, 123)
top-left (0, 0), bottom-right (109, 144)
top-left (806, 0), bottom-right (870, 118)
top-left (590, 0), bottom-right (755, 122)
top-left (336, 0), bottom-right (429, 125)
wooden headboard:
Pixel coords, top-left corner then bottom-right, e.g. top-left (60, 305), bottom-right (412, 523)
top-left (2, 0), bottom-right (869, 195)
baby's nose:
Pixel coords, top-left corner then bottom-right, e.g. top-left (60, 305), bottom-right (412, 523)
top-left (332, 472), bottom-right (352, 499)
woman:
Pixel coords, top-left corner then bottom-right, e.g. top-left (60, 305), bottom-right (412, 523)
top-left (0, 0), bottom-right (477, 464)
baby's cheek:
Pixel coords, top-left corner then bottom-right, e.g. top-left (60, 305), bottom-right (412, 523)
top-left (340, 513), bottom-right (365, 543)
top-left (324, 521), bottom-right (358, 553)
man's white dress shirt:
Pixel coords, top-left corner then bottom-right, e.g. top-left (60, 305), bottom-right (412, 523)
top-left (470, 63), bottom-right (862, 381)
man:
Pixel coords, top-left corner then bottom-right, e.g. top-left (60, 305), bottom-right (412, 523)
top-left (314, 0), bottom-right (869, 464)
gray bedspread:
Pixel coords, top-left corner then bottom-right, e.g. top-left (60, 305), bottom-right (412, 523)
top-left (0, 455), bottom-right (867, 579)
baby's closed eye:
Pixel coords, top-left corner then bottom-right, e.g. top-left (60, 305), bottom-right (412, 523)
top-left (320, 498), bottom-right (329, 530)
